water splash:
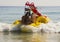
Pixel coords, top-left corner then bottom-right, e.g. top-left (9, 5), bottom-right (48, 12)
top-left (0, 21), bottom-right (60, 33)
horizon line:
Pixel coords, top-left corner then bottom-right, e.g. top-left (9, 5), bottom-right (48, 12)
top-left (0, 5), bottom-right (59, 7)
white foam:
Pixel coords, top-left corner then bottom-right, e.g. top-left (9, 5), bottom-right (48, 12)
top-left (0, 21), bottom-right (60, 33)
top-left (0, 22), bottom-right (11, 31)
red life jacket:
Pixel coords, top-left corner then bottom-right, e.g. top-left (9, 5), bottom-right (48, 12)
top-left (25, 2), bottom-right (42, 16)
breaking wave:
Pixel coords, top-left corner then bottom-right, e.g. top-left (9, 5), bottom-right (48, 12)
top-left (0, 21), bottom-right (60, 33)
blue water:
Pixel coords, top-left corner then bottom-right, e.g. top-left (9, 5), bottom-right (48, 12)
top-left (0, 6), bottom-right (60, 23)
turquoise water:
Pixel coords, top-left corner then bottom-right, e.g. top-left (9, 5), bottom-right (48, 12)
top-left (0, 6), bottom-right (60, 23)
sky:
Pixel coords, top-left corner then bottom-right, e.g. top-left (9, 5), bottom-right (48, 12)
top-left (0, 0), bottom-right (60, 6)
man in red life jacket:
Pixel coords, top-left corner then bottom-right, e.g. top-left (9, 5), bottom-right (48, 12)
top-left (21, 1), bottom-right (48, 25)
top-left (21, 2), bottom-right (33, 25)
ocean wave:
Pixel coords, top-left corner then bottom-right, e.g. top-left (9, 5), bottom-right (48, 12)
top-left (0, 21), bottom-right (60, 33)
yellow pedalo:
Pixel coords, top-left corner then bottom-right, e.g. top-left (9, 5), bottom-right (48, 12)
top-left (12, 16), bottom-right (50, 32)
top-left (30, 16), bottom-right (50, 27)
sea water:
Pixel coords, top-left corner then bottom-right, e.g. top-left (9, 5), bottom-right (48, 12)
top-left (0, 6), bottom-right (60, 42)
top-left (0, 6), bottom-right (60, 23)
